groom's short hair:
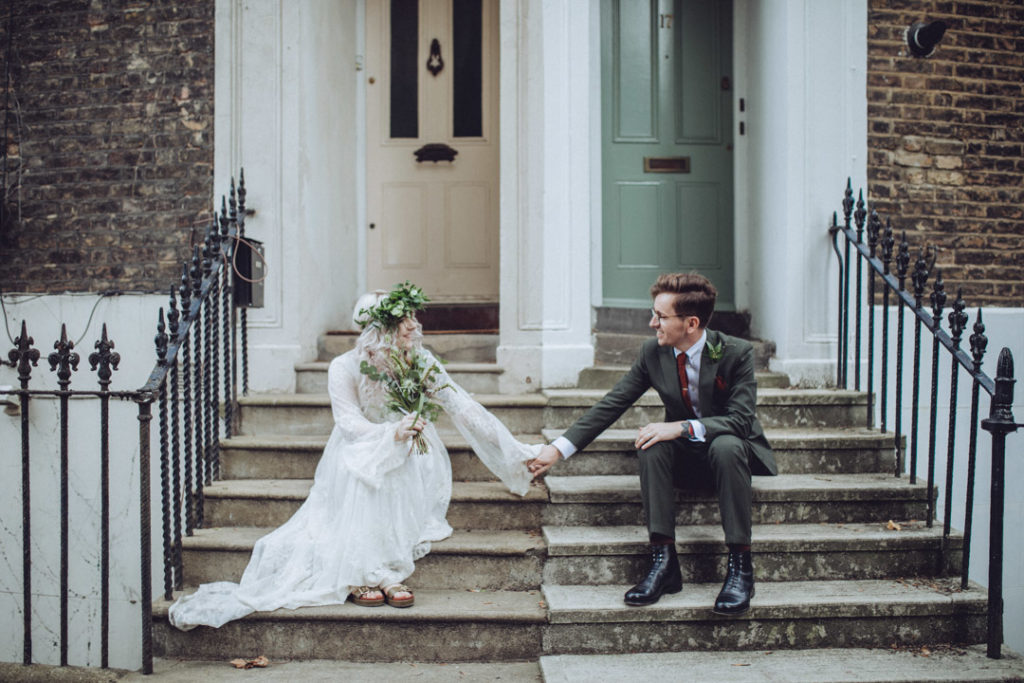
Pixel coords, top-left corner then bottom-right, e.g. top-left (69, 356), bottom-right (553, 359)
top-left (650, 272), bottom-right (717, 329)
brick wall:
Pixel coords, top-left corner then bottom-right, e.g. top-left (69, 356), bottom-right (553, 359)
top-left (0, 0), bottom-right (214, 293)
top-left (867, 1), bottom-right (1023, 306)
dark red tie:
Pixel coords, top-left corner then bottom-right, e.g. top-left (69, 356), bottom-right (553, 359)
top-left (677, 353), bottom-right (695, 417)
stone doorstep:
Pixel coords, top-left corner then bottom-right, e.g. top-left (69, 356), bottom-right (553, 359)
top-left (295, 361), bottom-right (504, 395)
top-left (543, 522), bottom-right (959, 557)
top-left (152, 588), bottom-right (547, 662)
top-left (544, 473), bottom-right (929, 504)
top-left (578, 366), bottom-right (790, 390)
top-left (179, 528), bottom-right (546, 589)
top-left (201, 479), bottom-right (549, 530)
top-left (539, 646), bottom-right (1024, 683)
top-left (541, 578), bottom-right (986, 624)
top-left (540, 523), bottom-right (962, 583)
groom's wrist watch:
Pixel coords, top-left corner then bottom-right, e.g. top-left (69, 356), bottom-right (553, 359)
top-left (681, 420), bottom-right (694, 439)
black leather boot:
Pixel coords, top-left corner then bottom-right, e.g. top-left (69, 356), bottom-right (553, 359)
top-left (624, 544), bottom-right (683, 606)
top-left (713, 550), bottom-right (755, 615)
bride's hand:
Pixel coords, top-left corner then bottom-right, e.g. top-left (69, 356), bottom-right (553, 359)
top-left (394, 413), bottom-right (426, 441)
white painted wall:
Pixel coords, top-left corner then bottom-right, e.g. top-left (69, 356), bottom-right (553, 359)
top-left (869, 305), bottom-right (1024, 653)
top-left (740, 0), bottom-right (868, 385)
top-left (215, 0), bottom-right (363, 393)
top-left (497, 0), bottom-right (595, 391)
top-left (0, 293), bottom-right (168, 669)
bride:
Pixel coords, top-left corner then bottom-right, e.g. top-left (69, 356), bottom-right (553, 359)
top-left (169, 283), bottom-right (537, 630)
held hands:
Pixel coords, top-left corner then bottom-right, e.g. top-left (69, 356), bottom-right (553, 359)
top-left (394, 413), bottom-right (427, 442)
top-left (526, 444), bottom-right (562, 480)
top-left (635, 421), bottom-right (686, 450)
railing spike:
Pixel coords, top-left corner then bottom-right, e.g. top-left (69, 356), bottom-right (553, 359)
top-left (842, 178), bottom-right (854, 227)
top-left (854, 189), bottom-right (866, 238)
top-left (949, 288), bottom-right (968, 347)
top-left (155, 308), bottom-right (168, 366)
top-left (167, 287), bottom-right (180, 339)
top-left (896, 231), bottom-right (910, 283)
top-left (89, 324), bottom-right (121, 387)
top-left (867, 210), bottom-right (881, 256)
top-left (10, 320), bottom-right (40, 384)
top-left (881, 219), bottom-right (894, 273)
top-left (930, 270), bottom-right (947, 329)
top-left (970, 310), bottom-right (988, 371)
top-left (179, 263), bottom-right (192, 322)
top-left (48, 324), bottom-right (80, 386)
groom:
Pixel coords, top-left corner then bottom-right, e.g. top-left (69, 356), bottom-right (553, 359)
top-left (528, 272), bottom-right (776, 614)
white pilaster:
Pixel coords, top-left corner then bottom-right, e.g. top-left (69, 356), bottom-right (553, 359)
top-left (498, 0), bottom-right (595, 392)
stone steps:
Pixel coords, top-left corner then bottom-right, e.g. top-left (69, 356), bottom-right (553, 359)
top-left (219, 432), bottom-right (545, 480)
top-left (236, 393), bottom-right (548, 435)
top-left (153, 588), bottom-right (547, 662)
top-left (202, 479), bottom-right (548, 530)
top-left (236, 387), bottom-right (868, 436)
top-left (577, 366), bottom-right (789, 390)
top-left (318, 332), bottom-right (500, 362)
top-left (542, 522), bottom-right (960, 585)
top-left (220, 427), bottom-right (900, 480)
top-left (541, 427), bottom-right (902, 476)
top-left (295, 360), bottom-right (504, 395)
top-left (540, 646), bottom-right (1024, 682)
top-left (542, 473), bottom-right (931, 526)
top-left (541, 578), bottom-right (987, 655)
top-left (179, 527), bottom-right (545, 590)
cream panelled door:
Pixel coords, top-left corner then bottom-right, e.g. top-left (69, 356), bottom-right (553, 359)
top-left (366, 0), bottom-right (499, 302)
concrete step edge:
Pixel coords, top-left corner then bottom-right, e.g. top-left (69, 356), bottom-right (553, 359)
top-left (296, 361), bottom-right (504, 374)
top-left (182, 527), bottom-right (546, 556)
top-left (540, 427), bottom-right (902, 449)
top-left (203, 478), bottom-right (549, 502)
top-left (542, 578), bottom-right (986, 623)
top-left (544, 473), bottom-right (929, 503)
top-left (542, 522), bottom-right (959, 555)
top-left (153, 588), bottom-right (547, 624)
top-left (539, 646), bottom-right (1024, 683)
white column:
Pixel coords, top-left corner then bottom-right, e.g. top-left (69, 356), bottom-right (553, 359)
top-left (497, 0), bottom-right (595, 392)
top-left (741, 0), bottom-right (867, 386)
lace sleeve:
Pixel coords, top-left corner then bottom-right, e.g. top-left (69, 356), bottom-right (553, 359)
top-left (426, 352), bottom-right (537, 496)
top-left (327, 352), bottom-right (411, 488)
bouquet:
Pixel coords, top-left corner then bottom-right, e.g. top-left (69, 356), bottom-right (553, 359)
top-left (360, 348), bottom-right (450, 454)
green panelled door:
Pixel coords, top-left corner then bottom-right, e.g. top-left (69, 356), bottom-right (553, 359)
top-left (601, 0), bottom-right (734, 309)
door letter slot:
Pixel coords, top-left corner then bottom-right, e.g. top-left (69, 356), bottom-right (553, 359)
top-left (643, 157), bottom-right (691, 173)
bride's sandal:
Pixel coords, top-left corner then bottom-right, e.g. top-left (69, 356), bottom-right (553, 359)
top-left (383, 583), bottom-right (415, 608)
top-left (351, 586), bottom-right (385, 607)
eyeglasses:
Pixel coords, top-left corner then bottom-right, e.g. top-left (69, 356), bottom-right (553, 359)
top-left (650, 308), bottom-right (686, 322)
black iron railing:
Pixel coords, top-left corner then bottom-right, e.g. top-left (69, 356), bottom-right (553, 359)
top-left (829, 179), bottom-right (1020, 659)
top-left (1, 171), bottom-right (253, 675)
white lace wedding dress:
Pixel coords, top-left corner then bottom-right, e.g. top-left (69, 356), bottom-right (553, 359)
top-left (168, 347), bottom-right (536, 630)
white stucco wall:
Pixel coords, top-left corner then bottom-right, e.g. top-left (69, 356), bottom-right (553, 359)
top-left (497, 0), bottom-right (596, 391)
top-left (740, 0), bottom-right (868, 385)
top-left (0, 293), bottom-right (167, 669)
top-left (869, 305), bottom-right (1024, 653)
top-left (215, 0), bottom-right (364, 393)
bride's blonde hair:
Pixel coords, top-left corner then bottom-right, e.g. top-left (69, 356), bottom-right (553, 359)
top-left (352, 290), bottom-right (423, 362)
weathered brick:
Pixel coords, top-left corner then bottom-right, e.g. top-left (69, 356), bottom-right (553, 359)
top-left (0, 0), bottom-right (213, 293)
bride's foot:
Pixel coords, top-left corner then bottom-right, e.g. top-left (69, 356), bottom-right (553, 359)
top-left (383, 583), bottom-right (415, 608)
top-left (351, 586), bottom-right (385, 607)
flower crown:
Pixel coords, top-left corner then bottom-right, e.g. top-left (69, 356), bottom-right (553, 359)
top-left (357, 281), bottom-right (430, 331)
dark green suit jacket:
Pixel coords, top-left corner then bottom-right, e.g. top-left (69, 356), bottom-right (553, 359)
top-left (562, 330), bottom-right (777, 475)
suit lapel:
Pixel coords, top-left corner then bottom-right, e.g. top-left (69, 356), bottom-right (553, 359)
top-left (658, 344), bottom-right (686, 415)
top-left (698, 329), bottom-right (722, 416)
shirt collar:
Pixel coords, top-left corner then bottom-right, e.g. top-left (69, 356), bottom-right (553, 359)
top-left (673, 330), bottom-right (708, 364)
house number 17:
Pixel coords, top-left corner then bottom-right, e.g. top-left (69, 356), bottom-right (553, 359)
top-left (660, 14), bottom-right (673, 29)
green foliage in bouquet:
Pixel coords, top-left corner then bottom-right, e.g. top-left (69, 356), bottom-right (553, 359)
top-left (357, 281), bottom-right (430, 331)
top-left (360, 348), bottom-right (451, 453)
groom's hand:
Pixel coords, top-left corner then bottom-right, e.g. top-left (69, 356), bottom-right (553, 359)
top-left (527, 444), bottom-right (562, 480)
top-left (635, 421), bottom-right (686, 450)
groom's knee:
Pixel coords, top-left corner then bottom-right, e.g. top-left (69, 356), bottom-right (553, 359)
top-left (708, 435), bottom-right (751, 479)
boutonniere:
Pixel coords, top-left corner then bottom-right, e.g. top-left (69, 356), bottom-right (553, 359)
top-left (706, 340), bottom-right (724, 362)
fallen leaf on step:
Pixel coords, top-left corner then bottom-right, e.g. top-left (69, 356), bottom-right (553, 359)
top-left (229, 656), bottom-right (269, 669)
top-left (887, 520), bottom-right (902, 531)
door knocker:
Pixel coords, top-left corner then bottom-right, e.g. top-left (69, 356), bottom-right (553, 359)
top-left (426, 38), bottom-right (444, 76)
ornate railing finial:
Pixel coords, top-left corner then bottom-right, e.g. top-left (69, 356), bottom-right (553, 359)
top-left (48, 324), bottom-right (80, 387)
top-left (867, 210), bottom-right (882, 256)
top-left (842, 178), bottom-right (854, 227)
top-left (896, 232), bottom-right (910, 286)
top-left (949, 288), bottom-right (968, 347)
top-left (89, 324), bottom-right (121, 388)
top-left (10, 320), bottom-right (41, 386)
top-left (970, 310), bottom-right (988, 372)
top-left (854, 190), bottom-right (866, 239)
top-left (155, 309), bottom-right (168, 366)
top-left (930, 270), bottom-right (947, 329)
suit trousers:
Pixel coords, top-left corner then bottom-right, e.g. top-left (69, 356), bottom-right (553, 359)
top-left (638, 434), bottom-right (755, 546)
